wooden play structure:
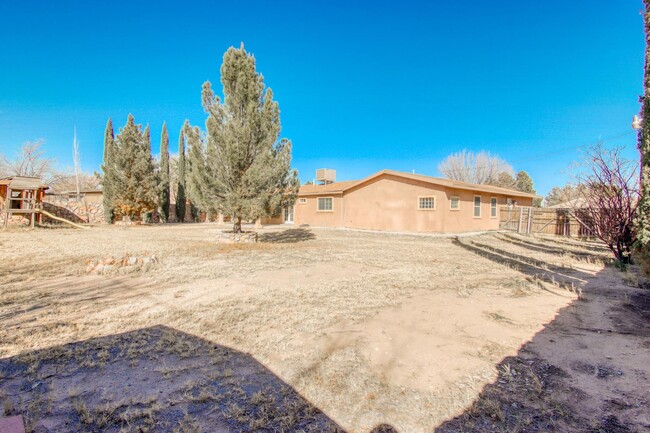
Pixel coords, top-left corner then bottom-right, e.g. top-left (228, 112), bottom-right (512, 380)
top-left (1, 176), bottom-right (88, 229)
top-left (1, 176), bottom-right (45, 228)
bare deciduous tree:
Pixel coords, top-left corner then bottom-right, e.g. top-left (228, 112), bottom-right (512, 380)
top-left (0, 140), bottom-right (61, 184)
top-left (438, 150), bottom-right (514, 185)
top-left (575, 143), bottom-right (639, 265)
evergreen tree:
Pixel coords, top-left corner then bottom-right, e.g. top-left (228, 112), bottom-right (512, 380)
top-left (112, 114), bottom-right (158, 220)
top-left (490, 171), bottom-right (516, 189)
top-left (175, 123), bottom-right (187, 222)
top-left (190, 44), bottom-right (299, 232)
top-left (143, 124), bottom-right (151, 155)
top-left (637, 1), bottom-right (650, 268)
top-left (515, 171), bottom-right (542, 206)
top-left (100, 118), bottom-right (116, 223)
top-left (159, 122), bottom-right (171, 222)
top-left (515, 171), bottom-right (535, 193)
top-left (184, 124), bottom-right (204, 221)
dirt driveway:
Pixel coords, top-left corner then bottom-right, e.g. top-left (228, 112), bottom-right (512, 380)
top-left (0, 225), bottom-right (648, 432)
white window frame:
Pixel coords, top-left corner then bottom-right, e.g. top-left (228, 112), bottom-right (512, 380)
top-left (473, 195), bottom-right (482, 218)
top-left (418, 196), bottom-right (436, 210)
top-left (449, 195), bottom-right (460, 211)
top-left (490, 197), bottom-right (498, 218)
top-left (317, 197), bottom-right (334, 212)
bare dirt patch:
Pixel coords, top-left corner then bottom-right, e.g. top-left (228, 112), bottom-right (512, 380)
top-left (1, 225), bottom-right (648, 432)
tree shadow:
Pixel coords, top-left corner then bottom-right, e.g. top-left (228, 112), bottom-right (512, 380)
top-left (453, 237), bottom-right (591, 288)
top-left (259, 228), bottom-right (316, 244)
top-left (436, 237), bottom-right (650, 432)
top-left (0, 325), bottom-right (344, 432)
top-left (495, 233), bottom-right (609, 259)
top-left (369, 424), bottom-right (400, 432)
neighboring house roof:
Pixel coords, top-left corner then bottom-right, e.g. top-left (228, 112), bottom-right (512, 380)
top-left (298, 169), bottom-right (539, 199)
top-left (547, 198), bottom-right (587, 209)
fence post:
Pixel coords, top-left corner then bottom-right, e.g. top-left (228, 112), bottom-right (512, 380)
top-left (517, 207), bottom-right (524, 233)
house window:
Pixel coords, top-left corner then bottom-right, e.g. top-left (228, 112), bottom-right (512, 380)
top-left (491, 197), bottom-right (498, 218)
top-left (474, 196), bottom-right (482, 217)
top-left (450, 196), bottom-right (460, 210)
top-left (298, 198), bottom-right (307, 204)
top-left (418, 196), bottom-right (435, 210)
top-left (317, 197), bottom-right (333, 211)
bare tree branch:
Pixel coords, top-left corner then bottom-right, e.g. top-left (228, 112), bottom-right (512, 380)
top-left (0, 140), bottom-right (62, 185)
top-left (575, 142), bottom-right (639, 264)
top-left (438, 150), bottom-right (514, 185)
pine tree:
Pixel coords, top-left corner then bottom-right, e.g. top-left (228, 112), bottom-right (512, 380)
top-left (112, 114), bottom-right (158, 220)
top-left (159, 122), bottom-right (171, 222)
top-left (490, 172), bottom-right (516, 189)
top-left (191, 44), bottom-right (299, 232)
top-left (175, 123), bottom-right (187, 223)
top-left (100, 118), bottom-right (116, 223)
top-left (515, 171), bottom-right (535, 193)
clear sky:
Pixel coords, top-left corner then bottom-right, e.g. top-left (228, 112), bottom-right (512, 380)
top-left (0, 1), bottom-right (644, 195)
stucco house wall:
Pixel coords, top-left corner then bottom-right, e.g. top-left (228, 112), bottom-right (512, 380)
top-left (294, 194), bottom-right (344, 228)
top-left (289, 170), bottom-right (536, 233)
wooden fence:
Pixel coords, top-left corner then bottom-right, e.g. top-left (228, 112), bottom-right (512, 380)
top-left (499, 207), bottom-right (594, 238)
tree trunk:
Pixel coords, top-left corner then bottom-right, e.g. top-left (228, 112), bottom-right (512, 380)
top-left (233, 216), bottom-right (242, 233)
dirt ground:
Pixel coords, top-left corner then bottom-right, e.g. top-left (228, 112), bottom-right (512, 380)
top-left (0, 224), bottom-right (648, 432)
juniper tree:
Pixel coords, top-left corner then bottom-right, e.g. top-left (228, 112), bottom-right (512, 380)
top-left (101, 118), bottom-right (116, 223)
top-left (191, 44), bottom-right (299, 232)
top-left (159, 122), bottom-right (171, 222)
top-left (175, 123), bottom-right (187, 222)
top-left (112, 114), bottom-right (158, 220)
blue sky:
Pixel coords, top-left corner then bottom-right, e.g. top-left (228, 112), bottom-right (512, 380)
top-left (0, 1), bottom-right (644, 195)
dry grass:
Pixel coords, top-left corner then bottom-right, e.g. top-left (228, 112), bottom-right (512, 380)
top-left (0, 224), bottom-right (625, 432)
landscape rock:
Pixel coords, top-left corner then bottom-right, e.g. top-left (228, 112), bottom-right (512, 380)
top-left (85, 254), bottom-right (159, 275)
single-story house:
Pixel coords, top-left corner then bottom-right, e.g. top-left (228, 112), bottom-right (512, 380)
top-left (277, 170), bottom-right (537, 233)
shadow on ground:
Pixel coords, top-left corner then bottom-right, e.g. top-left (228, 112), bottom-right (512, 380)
top-left (435, 235), bottom-right (650, 433)
top-left (259, 228), bottom-right (316, 244)
top-left (0, 325), bottom-right (344, 432)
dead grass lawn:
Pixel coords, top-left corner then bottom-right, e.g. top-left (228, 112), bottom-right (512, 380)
top-left (1, 224), bottom-right (647, 432)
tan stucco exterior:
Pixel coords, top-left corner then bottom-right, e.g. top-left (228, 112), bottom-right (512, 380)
top-left (283, 170), bottom-right (536, 233)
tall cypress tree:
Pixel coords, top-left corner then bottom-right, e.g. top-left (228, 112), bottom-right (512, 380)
top-left (191, 44), bottom-right (299, 232)
top-left (636, 1), bottom-right (650, 273)
top-left (101, 118), bottom-right (115, 223)
top-left (112, 114), bottom-right (158, 220)
top-left (638, 2), bottom-right (650, 251)
top-left (175, 122), bottom-right (187, 222)
top-left (143, 125), bottom-right (152, 161)
top-left (159, 122), bottom-right (171, 222)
